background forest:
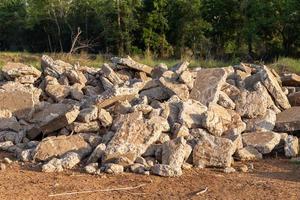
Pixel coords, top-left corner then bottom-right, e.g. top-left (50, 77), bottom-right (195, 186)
top-left (1, 0), bottom-right (300, 63)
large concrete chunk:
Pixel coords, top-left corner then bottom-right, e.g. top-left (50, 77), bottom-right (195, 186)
top-left (33, 135), bottom-right (92, 161)
top-left (193, 132), bottom-right (235, 168)
top-left (244, 109), bottom-right (276, 132)
top-left (235, 82), bottom-right (274, 118)
top-left (190, 68), bottom-right (227, 106)
top-left (0, 88), bottom-right (35, 119)
top-left (179, 99), bottom-right (207, 128)
top-left (242, 131), bottom-right (281, 154)
top-left (111, 56), bottom-right (153, 75)
top-left (27, 103), bottom-right (80, 139)
top-left (235, 146), bottom-right (263, 161)
top-left (1, 62), bottom-right (41, 82)
top-left (259, 66), bottom-right (290, 110)
top-left (41, 55), bottom-right (73, 78)
top-left (288, 92), bottom-right (300, 106)
top-left (202, 104), bottom-right (245, 136)
top-left (161, 137), bottom-right (192, 173)
top-left (103, 112), bottom-right (169, 165)
top-left (281, 73), bottom-right (300, 87)
top-left (159, 77), bottom-right (189, 101)
top-left (275, 107), bottom-right (300, 131)
top-left (94, 86), bottom-right (139, 108)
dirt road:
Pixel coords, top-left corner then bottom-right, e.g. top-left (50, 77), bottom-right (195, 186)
top-left (0, 152), bottom-right (299, 200)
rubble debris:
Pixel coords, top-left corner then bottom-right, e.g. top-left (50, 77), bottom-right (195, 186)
top-left (0, 55), bottom-right (298, 177)
top-left (190, 68), bottom-right (227, 106)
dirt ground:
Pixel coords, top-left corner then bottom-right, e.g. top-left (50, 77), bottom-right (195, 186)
top-left (0, 152), bottom-right (299, 200)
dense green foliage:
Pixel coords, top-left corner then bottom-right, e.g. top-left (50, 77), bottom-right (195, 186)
top-left (0, 0), bottom-right (300, 61)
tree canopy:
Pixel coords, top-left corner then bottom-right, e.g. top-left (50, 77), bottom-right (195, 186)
top-left (0, 0), bottom-right (300, 61)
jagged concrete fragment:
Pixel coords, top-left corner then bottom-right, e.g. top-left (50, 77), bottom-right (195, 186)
top-left (98, 108), bottom-right (113, 127)
top-left (151, 164), bottom-right (182, 177)
top-left (259, 66), bottom-right (290, 110)
top-left (193, 131), bottom-right (235, 168)
top-left (160, 137), bottom-right (192, 175)
top-left (235, 146), bottom-right (263, 161)
top-left (178, 99), bottom-right (207, 128)
top-left (27, 104), bottom-right (80, 139)
top-left (171, 61), bottom-right (189, 75)
top-left (1, 62), bottom-right (41, 82)
top-left (111, 56), bottom-right (153, 74)
top-left (87, 143), bottom-right (106, 164)
top-left (284, 135), bottom-right (299, 157)
top-left (41, 55), bottom-right (73, 78)
top-left (244, 109), bottom-right (276, 132)
top-left (218, 91), bottom-right (236, 109)
top-left (159, 77), bottom-right (189, 101)
top-left (103, 112), bottom-right (169, 165)
top-left (101, 63), bottom-right (123, 85)
top-left (94, 86), bottom-right (139, 108)
top-left (190, 68), bottom-right (227, 106)
top-left (288, 92), bottom-right (300, 106)
top-left (70, 121), bottom-right (100, 133)
top-left (0, 86), bottom-right (36, 119)
top-left (242, 131), bottom-right (281, 154)
top-left (77, 106), bottom-right (98, 123)
top-left (33, 135), bottom-right (91, 161)
top-left (275, 107), bottom-right (300, 131)
top-left (281, 73), bottom-right (300, 87)
top-left (235, 82), bottom-right (275, 118)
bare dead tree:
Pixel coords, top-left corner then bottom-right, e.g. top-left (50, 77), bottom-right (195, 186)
top-left (69, 27), bottom-right (98, 54)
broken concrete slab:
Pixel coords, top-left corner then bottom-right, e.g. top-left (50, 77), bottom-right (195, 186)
top-left (190, 68), bottom-right (227, 106)
top-left (27, 103), bottom-right (80, 139)
top-left (161, 137), bottom-right (192, 173)
top-left (159, 77), bottom-right (189, 101)
top-left (111, 56), bottom-right (153, 75)
top-left (288, 92), bottom-right (300, 106)
top-left (275, 107), bottom-right (300, 132)
top-left (281, 73), bottom-right (300, 87)
top-left (259, 66), bottom-right (291, 110)
top-left (178, 99), bottom-right (207, 128)
top-left (103, 112), bottom-right (169, 165)
top-left (1, 62), bottom-right (41, 81)
top-left (234, 146), bottom-right (263, 161)
top-left (242, 131), bottom-right (281, 154)
top-left (41, 55), bottom-right (73, 78)
top-left (33, 135), bottom-right (91, 161)
top-left (0, 88), bottom-right (36, 120)
top-left (193, 131), bottom-right (235, 168)
top-left (244, 109), bottom-right (276, 132)
top-left (284, 135), bottom-right (299, 157)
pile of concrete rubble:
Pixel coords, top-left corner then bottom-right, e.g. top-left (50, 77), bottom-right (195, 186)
top-left (0, 55), bottom-right (299, 176)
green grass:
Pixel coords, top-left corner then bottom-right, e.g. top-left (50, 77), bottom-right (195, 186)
top-left (7, 52), bottom-right (300, 73)
top-left (272, 57), bottom-right (300, 73)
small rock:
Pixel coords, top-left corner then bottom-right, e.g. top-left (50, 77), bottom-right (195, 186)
top-left (151, 164), bottom-right (182, 177)
top-left (0, 163), bottom-right (6, 171)
top-left (235, 146), bottom-right (263, 161)
top-left (104, 163), bottom-right (124, 174)
top-left (3, 157), bottom-right (13, 164)
top-left (223, 167), bottom-right (236, 173)
top-left (85, 163), bottom-right (101, 175)
top-left (238, 164), bottom-right (248, 172)
top-left (87, 143), bottom-right (106, 164)
top-left (77, 106), bottom-right (98, 123)
top-left (42, 158), bottom-right (63, 173)
top-left (98, 109), bottom-right (113, 127)
top-left (284, 135), bottom-right (299, 157)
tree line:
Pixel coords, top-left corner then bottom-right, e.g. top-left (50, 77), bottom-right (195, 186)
top-left (1, 0), bottom-right (300, 62)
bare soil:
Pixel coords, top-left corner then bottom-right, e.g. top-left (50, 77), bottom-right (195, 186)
top-left (0, 152), bottom-right (299, 200)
